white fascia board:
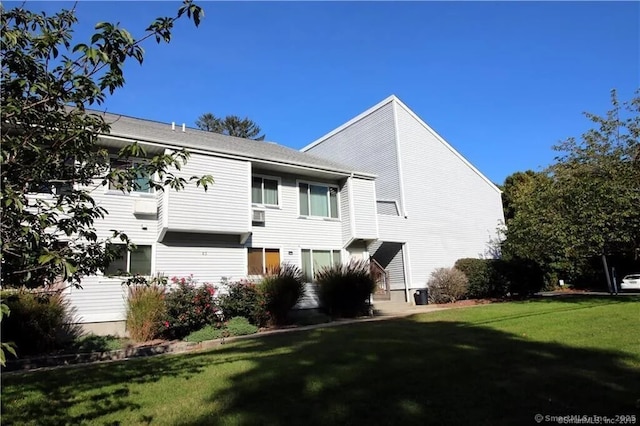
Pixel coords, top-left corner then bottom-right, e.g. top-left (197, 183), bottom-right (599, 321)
top-left (301, 95), bottom-right (399, 152)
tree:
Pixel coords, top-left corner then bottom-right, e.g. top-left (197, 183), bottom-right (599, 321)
top-left (550, 89), bottom-right (640, 262)
top-left (195, 112), bottom-right (222, 132)
top-left (502, 90), bottom-right (640, 287)
top-left (1, 1), bottom-right (212, 291)
top-left (196, 112), bottom-right (265, 140)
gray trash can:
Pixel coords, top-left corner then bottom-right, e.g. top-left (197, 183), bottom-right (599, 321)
top-left (414, 288), bottom-right (428, 305)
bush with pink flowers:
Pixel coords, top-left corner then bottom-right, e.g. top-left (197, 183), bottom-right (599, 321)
top-left (163, 275), bottom-right (220, 339)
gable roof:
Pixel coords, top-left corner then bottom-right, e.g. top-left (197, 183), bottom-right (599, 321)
top-left (90, 110), bottom-right (376, 179)
top-left (301, 95), bottom-right (501, 194)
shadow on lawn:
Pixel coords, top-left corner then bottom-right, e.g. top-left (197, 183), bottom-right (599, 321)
top-left (2, 297), bottom-right (639, 425)
top-left (1, 351), bottom-right (218, 425)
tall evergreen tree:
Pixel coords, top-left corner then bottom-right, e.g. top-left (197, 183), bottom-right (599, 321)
top-left (196, 112), bottom-right (265, 140)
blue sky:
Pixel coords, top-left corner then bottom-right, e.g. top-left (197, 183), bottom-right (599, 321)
top-left (12, 1), bottom-right (640, 184)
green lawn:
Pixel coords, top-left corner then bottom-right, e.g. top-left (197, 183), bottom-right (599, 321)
top-left (3, 296), bottom-right (639, 425)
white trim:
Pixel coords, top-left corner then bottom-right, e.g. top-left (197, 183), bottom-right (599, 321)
top-left (402, 242), bottom-right (413, 303)
top-left (296, 178), bottom-right (341, 220)
top-left (99, 134), bottom-right (376, 180)
top-left (392, 101), bottom-right (409, 218)
top-left (247, 163), bottom-right (253, 230)
top-left (347, 175), bottom-right (357, 239)
top-left (371, 181), bottom-right (380, 238)
top-left (251, 173), bottom-right (281, 208)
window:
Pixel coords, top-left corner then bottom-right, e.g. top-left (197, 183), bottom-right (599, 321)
top-left (105, 244), bottom-right (152, 276)
top-left (109, 157), bottom-right (152, 194)
top-left (28, 182), bottom-right (73, 195)
top-left (252, 176), bottom-right (279, 206)
top-left (301, 249), bottom-right (341, 281)
top-left (299, 182), bottom-right (338, 218)
top-left (247, 248), bottom-right (280, 275)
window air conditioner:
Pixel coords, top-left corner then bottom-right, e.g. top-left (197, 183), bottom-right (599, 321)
top-left (252, 209), bottom-right (265, 224)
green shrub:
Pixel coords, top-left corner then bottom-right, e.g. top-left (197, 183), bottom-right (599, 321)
top-left (184, 325), bottom-right (225, 342)
top-left (126, 284), bottom-right (166, 342)
top-left (218, 279), bottom-right (267, 326)
top-left (226, 316), bottom-right (258, 336)
top-left (454, 258), bottom-right (509, 299)
top-left (455, 257), bottom-right (545, 298)
top-left (315, 259), bottom-right (376, 318)
top-left (163, 275), bottom-right (219, 339)
top-left (427, 267), bottom-right (468, 304)
top-left (497, 257), bottom-right (545, 296)
top-left (259, 264), bottom-right (304, 325)
top-left (1, 289), bottom-right (80, 357)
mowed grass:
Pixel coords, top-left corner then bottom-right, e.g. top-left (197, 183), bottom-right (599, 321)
top-left (2, 296), bottom-right (639, 425)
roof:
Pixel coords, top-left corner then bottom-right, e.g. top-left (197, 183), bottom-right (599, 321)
top-left (89, 110), bottom-right (376, 180)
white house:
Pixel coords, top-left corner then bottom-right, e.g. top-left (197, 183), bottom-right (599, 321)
top-left (65, 111), bottom-right (378, 335)
top-left (65, 95), bottom-right (504, 335)
top-left (302, 95), bottom-right (505, 303)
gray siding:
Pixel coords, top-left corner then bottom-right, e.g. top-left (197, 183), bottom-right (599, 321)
top-left (340, 180), bottom-right (352, 244)
top-left (66, 277), bottom-right (128, 323)
top-left (156, 233), bottom-right (246, 285)
top-left (249, 172), bottom-right (343, 265)
top-left (350, 178), bottom-right (378, 240)
top-left (394, 102), bottom-right (504, 288)
top-left (377, 201), bottom-right (399, 216)
top-left (305, 102), bottom-right (403, 209)
top-left (305, 96), bottom-right (505, 294)
top-left (89, 189), bottom-right (159, 244)
top-left (166, 153), bottom-right (250, 235)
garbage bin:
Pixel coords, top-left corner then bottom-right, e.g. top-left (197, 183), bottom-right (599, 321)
top-left (414, 288), bottom-right (429, 305)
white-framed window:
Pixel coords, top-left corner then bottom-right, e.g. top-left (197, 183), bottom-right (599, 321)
top-left (108, 157), bottom-right (153, 194)
top-left (298, 181), bottom-right (339, 219)
top-left (104, 244), bottom-right (152, 276)
top-left (247, 247), bottom-right (280, 275)
top-left (251, 175), bottom-right (279, 206)
top-left (301, 248), bottom-right (341, 281)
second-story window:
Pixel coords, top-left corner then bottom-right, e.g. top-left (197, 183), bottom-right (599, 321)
top-left (252, 176), bottom-right (279, 206)
top-left (109, 158), bottom-right (153, 194)
top-left (299, 182), bottom-right (338, 218)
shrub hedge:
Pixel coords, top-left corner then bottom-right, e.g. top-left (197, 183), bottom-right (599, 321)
top-left (259, 264), bottom-right (304, 325)
top-left (315, 259), bottom-right (375, 318)
top-left (218, 279), bottom-right (267, 326)
top-left (163, 276), bottom-right (219, 339)
top-left (454, 257), bottom-right (545, 298)
top-left (427, 267), bottom-right (469, 303)
top-left (126, 284), bottom-right (166, 342)
top-left (1, 289), bottom-right (80, 357)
